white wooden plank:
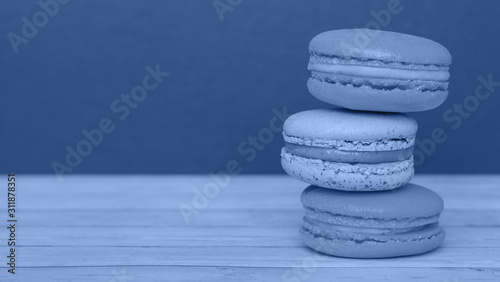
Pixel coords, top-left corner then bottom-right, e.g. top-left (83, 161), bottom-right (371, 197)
top-left (0, 175), bottom-right (498, 281)
top-left (0, 246), bottom-right (498, 268)
top-left (9, 227), bottom-right (500, 248)
top-left (11, 175), bottom-right (500, 211)
top-left (15, 174), bottom-right (500, 194)
top-left (1, 266), bottom-right (499, 282)
top-left (12, 209), bottom-right (500, 227)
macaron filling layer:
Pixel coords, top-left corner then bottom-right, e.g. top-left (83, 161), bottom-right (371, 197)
top-left (283, 134), bottom-right (415, 151)
top-left (304, 217), bottom-right (433, 236)
top-left (308, 53), bottom-right (450, 93)
top-left (309, 52), bottom-right (449, 71)
top-left (301, 220), bottom-right (444, 245)
top-left (310, 71), bottom-right (448, 92)
top-left (304, 207), bottom-right (441, 229)
top-left (308, 63), bottom-right (450, 82)
top-left (285, 143), bottom-right (413, 164)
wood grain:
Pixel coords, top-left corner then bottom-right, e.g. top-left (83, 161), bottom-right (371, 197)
top-left (0, 175), bottom-right (499, 281)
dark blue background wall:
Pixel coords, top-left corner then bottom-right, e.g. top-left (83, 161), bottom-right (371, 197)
top-left (1, 0), bottom-right (499, 175)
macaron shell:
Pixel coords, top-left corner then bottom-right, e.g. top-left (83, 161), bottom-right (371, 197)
top-left (308, 77), bottom-right (448, 113)
top-left (284, 108), bottom-right (417, 142)
top-left (309, 29), bottom-right (452, 66)
top-left (301, 184), bottom-right (444, 220)
top-left (281, 149), bottom-right (414, 191)
top-left (300, 225), bottom-right (445, 258)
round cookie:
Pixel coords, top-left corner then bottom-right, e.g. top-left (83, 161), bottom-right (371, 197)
top-left (281, 108), bottom-right (417, 191)
top-left (300, 184), bottom-right (445, 258)
top-left (307, 29), bottom-right (452, 112)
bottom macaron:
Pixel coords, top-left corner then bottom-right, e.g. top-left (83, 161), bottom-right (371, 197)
top-left (299, 184), bottom-right (445, 258)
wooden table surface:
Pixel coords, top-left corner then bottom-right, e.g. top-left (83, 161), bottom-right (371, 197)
top-left (1, 175), bottom-right (499, 281)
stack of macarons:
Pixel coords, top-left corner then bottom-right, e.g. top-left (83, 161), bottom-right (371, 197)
top-left (281, 29), bottom-right (451, 258)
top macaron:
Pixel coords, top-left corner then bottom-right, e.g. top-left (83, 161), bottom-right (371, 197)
top-left (307, 29), bottom-right (452, 113)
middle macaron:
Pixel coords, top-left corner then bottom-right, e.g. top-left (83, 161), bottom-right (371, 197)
top-left (281, 108), bottom-right (417, 191)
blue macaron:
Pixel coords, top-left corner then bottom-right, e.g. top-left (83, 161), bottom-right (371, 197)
top-left (281, 108), bottom-right (417, 191)
top-left (307, 29), bottom-right (452, 113)
top-left (300, 184), bottom-right (445, 258)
